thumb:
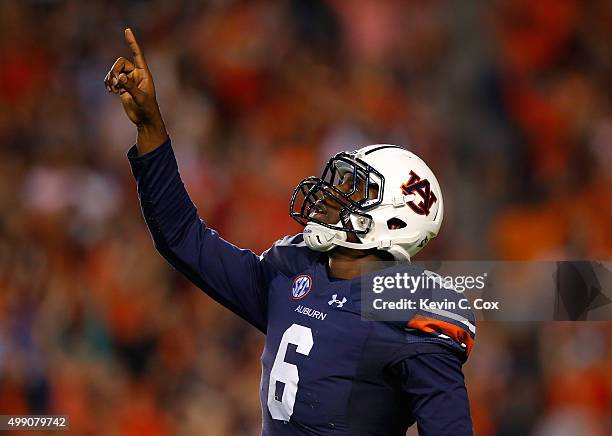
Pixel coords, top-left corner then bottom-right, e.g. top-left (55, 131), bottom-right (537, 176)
top-left (117, 73), bottom-right (146, 105)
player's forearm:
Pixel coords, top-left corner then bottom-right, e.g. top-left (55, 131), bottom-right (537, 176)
top-left (128, 138), bottom-right (199, 247)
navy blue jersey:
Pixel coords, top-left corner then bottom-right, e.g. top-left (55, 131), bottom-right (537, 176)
top-left (128, 139), bottom-right (475, 436)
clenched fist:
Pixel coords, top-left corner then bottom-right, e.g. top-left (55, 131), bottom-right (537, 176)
top-left (104, 28), bottom-right (168, 154)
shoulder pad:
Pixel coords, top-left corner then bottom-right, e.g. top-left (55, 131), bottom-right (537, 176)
top-left (260, 234), bottom-right (321, 276)
top-left (364, 262), bottom-right (476, 358)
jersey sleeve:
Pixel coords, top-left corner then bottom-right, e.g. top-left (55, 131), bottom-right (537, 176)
top-left (127, 138), bottom-right (276, 332)
top-left (391, 347), bottom-right (473, 436)
top-left (386, 264), bottom-right (477, 358)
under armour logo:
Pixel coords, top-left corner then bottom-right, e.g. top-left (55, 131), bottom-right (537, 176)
top-left (328, 294), bottom-right (347, 308)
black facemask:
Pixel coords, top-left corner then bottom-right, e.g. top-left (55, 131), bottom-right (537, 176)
top-left (289, 151), bottom-right (385, 235)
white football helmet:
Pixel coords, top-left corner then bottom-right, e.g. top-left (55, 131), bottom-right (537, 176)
top-left (290, 144), bottom-right (443, 261)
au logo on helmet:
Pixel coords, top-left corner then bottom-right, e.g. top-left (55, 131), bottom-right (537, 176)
top-left (400, 171), bottom-right (437, 216)
top-left (291, 274), bottom-right (312, 300)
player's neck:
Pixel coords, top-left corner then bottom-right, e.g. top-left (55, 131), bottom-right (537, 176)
top-left (327, 248), bottom-right (385, 280)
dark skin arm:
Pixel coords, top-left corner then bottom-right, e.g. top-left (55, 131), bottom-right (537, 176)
top-left (104, 29), bottom-right (386, 279)
top-left (103, 28), bottom-right (168, 155)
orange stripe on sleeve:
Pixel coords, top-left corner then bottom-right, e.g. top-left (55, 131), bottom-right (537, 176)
top-left (407, 314), bottom-right (475, 356)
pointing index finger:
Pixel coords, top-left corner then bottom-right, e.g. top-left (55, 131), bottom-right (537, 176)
top-left (124, 28), bottom-right (147, 69)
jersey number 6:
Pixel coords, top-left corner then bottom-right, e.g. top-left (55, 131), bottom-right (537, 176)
top-left (267, 324), bottom-right (314, 421)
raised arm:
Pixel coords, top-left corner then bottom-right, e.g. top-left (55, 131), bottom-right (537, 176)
top-left (104, 29), bottom-right (272, 331)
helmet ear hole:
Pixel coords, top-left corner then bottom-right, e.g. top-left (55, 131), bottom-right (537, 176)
top-left (387, 218), bottom-right (407, 230)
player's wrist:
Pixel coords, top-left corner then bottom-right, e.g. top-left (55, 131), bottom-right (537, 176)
top-left (136, 117), bottom-right (168, 155)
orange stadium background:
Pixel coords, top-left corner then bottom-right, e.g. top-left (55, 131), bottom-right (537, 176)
top-left (0, 0), bottom-right (610, 435)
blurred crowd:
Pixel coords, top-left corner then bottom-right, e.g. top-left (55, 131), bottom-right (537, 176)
top-left (0, 0), bottom-right (610, 435)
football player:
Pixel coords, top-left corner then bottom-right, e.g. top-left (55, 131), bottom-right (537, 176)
top-left (104, 29), bottom-right (475, 435)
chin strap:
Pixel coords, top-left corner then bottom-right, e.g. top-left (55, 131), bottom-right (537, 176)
top-left (303, 222), bottom-right (346, 252)
top-left (303, 222), bottom-right (413, 261)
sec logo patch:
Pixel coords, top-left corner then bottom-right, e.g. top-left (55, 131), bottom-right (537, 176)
top-left (291, 274), bottom-right (312, 300)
